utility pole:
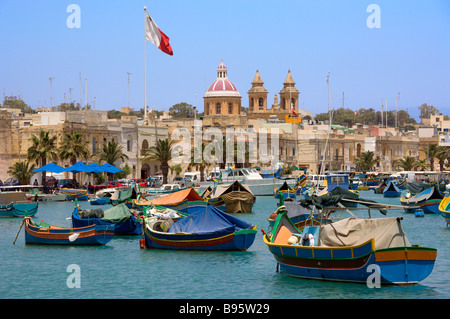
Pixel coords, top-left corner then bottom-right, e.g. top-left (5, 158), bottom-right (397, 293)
top-left (127, 72), bottom-right (131, 109)
top-left (49, 77), bottom-right (55, 108)
top-left (69, 88), bottom-right (73, 103)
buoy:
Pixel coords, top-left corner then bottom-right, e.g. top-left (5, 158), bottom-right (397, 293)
top-left (139, 238), bottom-right (145, 249)
top-left (415, 209), bottom-right (424, 217)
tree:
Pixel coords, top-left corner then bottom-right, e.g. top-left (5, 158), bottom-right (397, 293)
top-left (2, 96), bottom-right (34, 113)
top-left (27, 130), bottom-right (59, 185)
top-left (190, 143), bottom-right (208, 182)
top-left (416, 159), bottom-right (429, 171)
top-left (353, 151), bottom-right (380, 171)
top-left (419, 103), bottom-right (440, 120)
top-left (143, 139), bottom-right (175, 184)
top-left (170, 164), bottom-right (183, 176)
top-left (420, 144), bottom-right (444, 171)
top-left (394, 156), bottom-right (418, 171)
top-left (168, 102), bottom-right (195, 118)
top-left (435, 146), bottom-right (450, 172)
top-left (59, 131), bottom-right (90, 180)
top-left (93, 141), bottom-right (129, 180)
top-left (7, 161), bottom-right (36, 185)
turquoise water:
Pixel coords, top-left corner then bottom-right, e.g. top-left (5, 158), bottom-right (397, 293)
top-left (1, 191), bottom-right (449, 299)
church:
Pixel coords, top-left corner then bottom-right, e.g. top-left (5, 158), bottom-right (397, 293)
top-left (203, 60), bottom-right (301, 121)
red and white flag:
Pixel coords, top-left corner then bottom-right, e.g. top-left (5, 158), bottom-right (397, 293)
top-left (144, 11), bottom-right (173, 56)
top-left (355, 111), bottom-right (359, 116)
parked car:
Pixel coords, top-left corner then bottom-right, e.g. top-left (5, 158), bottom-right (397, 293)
top-left (58, 179), bottom-right (79, 189)
top-left (172, 176), bottom-right (185, 187)
top-left (3, 177), bottom-right (21, 186)
top-left (130, 178), bottom-right (148, 187)
top-left (92, 181), bottom-right (127, 190)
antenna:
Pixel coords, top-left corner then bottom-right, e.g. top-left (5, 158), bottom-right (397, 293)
top-left (127, 72), bottom-right (131, 108)
top-left (49, 77), bottom-right (55, 108)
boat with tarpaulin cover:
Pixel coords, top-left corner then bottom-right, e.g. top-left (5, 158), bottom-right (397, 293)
top-left (143, 204), bottom-right (257, 251)
top-left (0, 192), bottom-right (38, 217)
top-left (23, 217), bottom-right (114, 245)
top-left (72, 202), bottom-right (142, 235)
top-left (262, 204), bottom-right (437, 285)
top-left (205, 180), bottom-right (256, 213)
top-left (400, 185), bottom-right (443, 214)
top-left (134, 188), bottom-right (207, 214)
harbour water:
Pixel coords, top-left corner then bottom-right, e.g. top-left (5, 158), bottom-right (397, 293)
top-left (1, 191), bottom-right (449, 299)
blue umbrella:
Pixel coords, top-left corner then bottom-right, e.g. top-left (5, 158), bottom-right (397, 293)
top-left (31, 162), bottom-right (65, 173)
top-left (100, 163), bottom-right (125, 174)
top-left (64, 161), bottom-right (93, 173)
top-left (87, 163), bottom-right (103, 174)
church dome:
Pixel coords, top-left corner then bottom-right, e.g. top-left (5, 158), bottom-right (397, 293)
top-left (204, 60), bottom-right (241, 98)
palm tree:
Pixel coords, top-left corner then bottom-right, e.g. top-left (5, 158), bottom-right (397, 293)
top-left (190, 143), bottom-right (208, 182)
top-left (420, 144), bottom-right (444, 171)
top-left (416, 159), bottom-right (429, 171)
top-left (394, 156), bottom-right (418, 171)
top-left (435, 146), bottom-right (450, 172)
top-left (59, 131), bottom-right (90, 179)
top-left (27, 130), bottom-right (58, 185)
top-left (93, 141), bottom-right (129, 180)
top-left (7, 160), bottom-right (36, 185)
top-left (353, 151), bottom-right (380, 171)
top-left (143, 139), bottom-right (174, 184)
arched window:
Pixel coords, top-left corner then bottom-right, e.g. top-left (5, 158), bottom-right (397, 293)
top-left (142, 139), bottom-right (149, 151)
top-left (356, 144), bottom-right (362, 157)
top-left (228, 103), bottom-right (233, 114)
top-left (216, 103), bottom-right (221, 114)
top-left (259, 98), bottom-right (264, 110)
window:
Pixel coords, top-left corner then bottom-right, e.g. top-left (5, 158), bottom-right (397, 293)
top-left (142, 139), bottom-right (149, 151)
top-left (127, 140), bottom-right (132, 152)
top-left (259, 98), bottom-right (264, 110)
top-left (228, 103), bottom-right (233, 114)
top-left (92, 137), bottom-right (96, 153)
top-left (216, 103), bottom-right (221, 114)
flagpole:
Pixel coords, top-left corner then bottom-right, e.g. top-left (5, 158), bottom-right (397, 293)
top-left (144, 6), bottom-right (147, 122)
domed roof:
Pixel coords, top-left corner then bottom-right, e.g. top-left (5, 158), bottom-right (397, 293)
top-left (204, 60), bottom-right (241, 98)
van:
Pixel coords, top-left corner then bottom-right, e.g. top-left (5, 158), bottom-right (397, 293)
top-left (184, 172), bottom-right (200, 187)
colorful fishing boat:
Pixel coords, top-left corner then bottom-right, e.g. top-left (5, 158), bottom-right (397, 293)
top-left (400, 186), bottom-right (443, 214)
top-left (23, 217), bottom-right (114, 245)
top-left (366, 176), bottom-right (381, 186)
top-left (61, 188), bottom-right (88, 201)
top-left (206, 181), bottom-right (256, 213)
top-left (134, 188), bottom-right (208, 214)
top-left (262, 207), bottom-right (437, 285)
top-left (396, 179), bottom-right (407, 190)
top-left (438, 196), bottom-right (450, 226)
top-left (274, 181), bottom-right (296, 200)
top-left (267, 200), bottom-right (322, 229)
top-left (383, 181), bottom-right (402, 198)
top-left (72, 203), bottom-right (142, 235)
top-left (142, 205), bottom-right (257, 251)
top-left (0, 192), bottom-right (38, 217)
top-left (89, 196), bottom-right (111, 205)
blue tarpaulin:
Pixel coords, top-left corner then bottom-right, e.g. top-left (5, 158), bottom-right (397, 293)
top-left (168, 205), bottom-right (253, 235)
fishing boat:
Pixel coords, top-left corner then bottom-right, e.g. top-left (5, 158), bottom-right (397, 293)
top-left (134, 188), bottom-right (208, 214)
top-left (110, 186), bottom-right (139, 207)
top-left (383, 181), bottom-right (402, 198)
top-left (267, 199), bottom-right (321, 229)
top-left (146, 184), bottom-right (187, 195)
top-left (274, 181), bottom-right (296, 200)
top-left (61, 189), bottom-right (88, 201)
top-left (142, 205), bottom-right (257, 251)
top-left (89, 188), bottom-right (114, 205)
top-left (205, 180), bottom-right (256, 213)
top-left (22, 217), bottom-right (114, 245)
top-left (400, 186), bottom-right (443, 214)
top-left (26, 188), bottom-right (67, 202)
top-left (366, 176), bottom-right (381, 186)
top-left (438, 196), bottom-right (450, 226)
top-left (0, 192), bottom-right (38, 217)
top-left (262, 206), bottom-right (437, 285)
top-left (72, 203), bottom-right (142, 235)
top-left (396, 179), bottom-right (407, 190)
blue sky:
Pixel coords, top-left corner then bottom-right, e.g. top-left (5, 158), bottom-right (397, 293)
top-left (1, 0), bottom-right (449, 120)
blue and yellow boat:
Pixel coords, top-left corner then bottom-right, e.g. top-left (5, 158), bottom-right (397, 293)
top-left (61, 188), bottom-right (88, 201)
top-left (400, 186), bottom-right (443, 214)
top-left (263, 209), bottom-right (437, 285)
top-left (274, 181), bottom-right (296, 200)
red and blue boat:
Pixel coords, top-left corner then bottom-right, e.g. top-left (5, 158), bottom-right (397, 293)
top-left (143, 205), bottom-right (257, 251)
top-left (24, 217), bottom-right (114, 245)
top-left (263, 208), bottom-right (437, 285)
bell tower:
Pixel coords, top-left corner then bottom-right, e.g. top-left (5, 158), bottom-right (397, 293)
top-left (248, 69), bottom-right (268, 114)
top-left (279, 69), bottom-right (299, 115)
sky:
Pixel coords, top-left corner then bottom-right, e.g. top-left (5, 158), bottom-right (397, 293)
top-left (1, 0), bottom-right (449, 121)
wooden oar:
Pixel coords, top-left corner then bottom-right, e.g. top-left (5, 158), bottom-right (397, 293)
top-left (13, 218), bottom-right (26, 245)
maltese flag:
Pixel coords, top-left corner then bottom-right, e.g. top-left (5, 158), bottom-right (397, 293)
top-left (144, 11), bottom-right (173, 56)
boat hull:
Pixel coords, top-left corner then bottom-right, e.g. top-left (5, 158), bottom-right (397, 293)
top-left (24, 219), bottom-right (114, 245)
top-left (438, 196), bottom-right (450, 225)
top-left (0, 202), bottom-right (38, 218)
top-left (265, 237), bottom-right (437, 285)
top-left (401, 199), bottom-right (441, 214)
top-left (383, 190), bottom-right (401, 198)
top-left (144, 225), bottom-right (257, 251)
top-left (61, 189), bottom-right (88, 201)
